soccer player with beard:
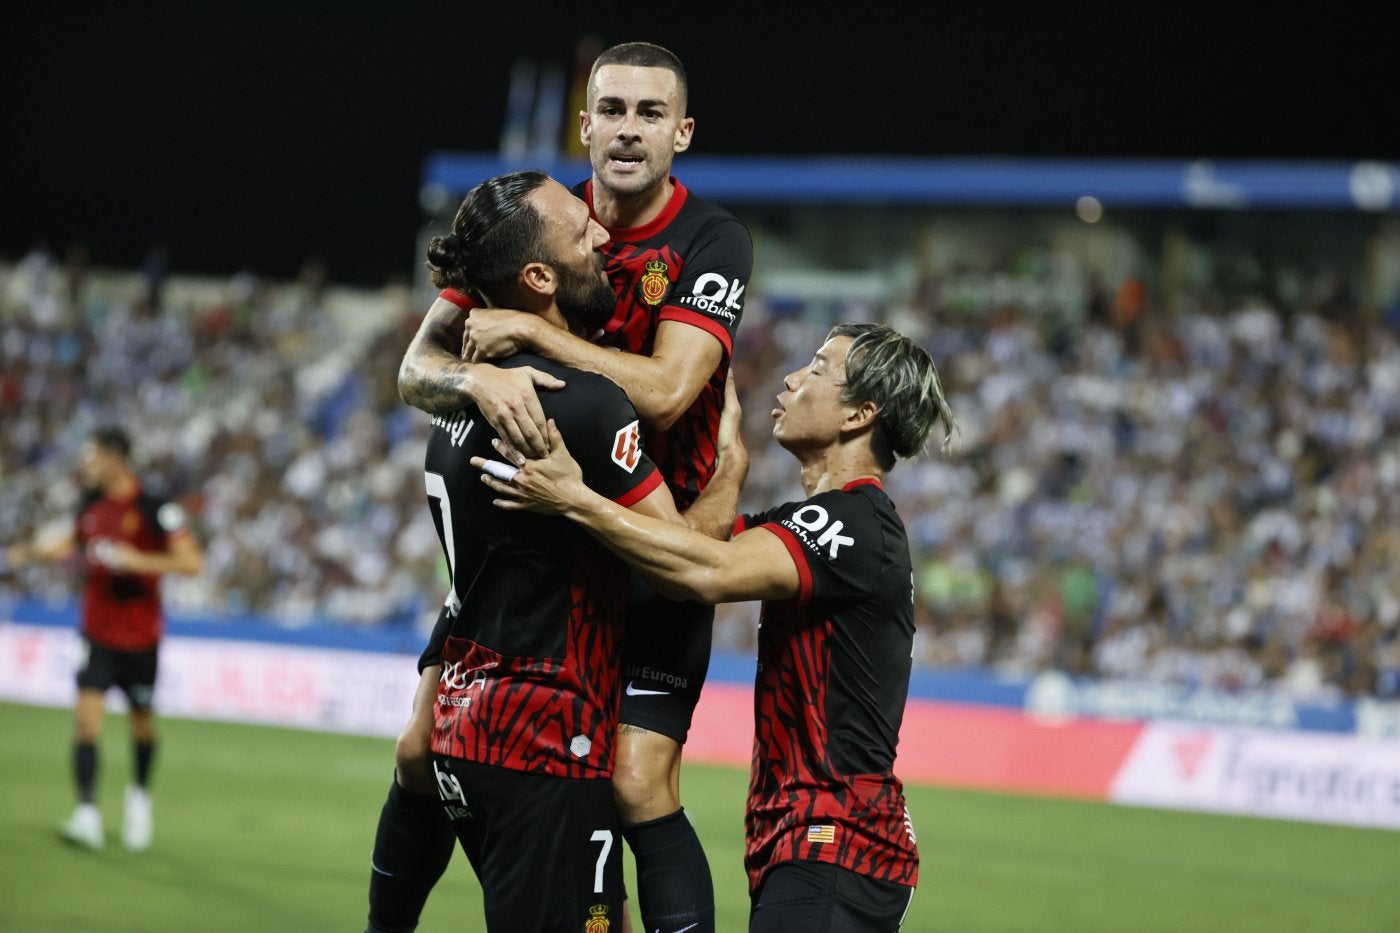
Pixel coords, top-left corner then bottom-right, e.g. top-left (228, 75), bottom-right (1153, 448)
top-left (379, 169), bottom-right (743, 931)
top-left (477, 323), bottom-right (956, 932)
top-left (372, 41), bottom-right (751, 933)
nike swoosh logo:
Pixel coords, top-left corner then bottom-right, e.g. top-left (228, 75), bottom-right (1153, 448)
top-left (370, 859), bottom-right (394, 878)
top-left (659, 924), bottom-right (700, 933)
top-left (625, 681), bottom-right (670, 697)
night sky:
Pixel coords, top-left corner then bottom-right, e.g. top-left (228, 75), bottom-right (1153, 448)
top-left (4, 2), bottom-right (1391, 285)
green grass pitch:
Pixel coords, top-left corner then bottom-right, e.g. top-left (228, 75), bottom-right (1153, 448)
top-left (1, 701), bottom-right (1395, 932)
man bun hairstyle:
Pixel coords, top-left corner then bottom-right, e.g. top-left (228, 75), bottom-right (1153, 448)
top-left (828, 322), bottom-right (957, 471)
top-left (588, 41), bottom-right (688, 113)
top-left (425, 170), bottom-right (552, 303)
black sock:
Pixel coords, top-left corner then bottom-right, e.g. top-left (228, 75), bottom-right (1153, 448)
top-left (365, 775), bottom-right (456, 933)
top-left (624, 807), bottom-right (715, 933)
top-left (74, 742), bottom-right (97, 804)
top-left (134, 740), bottom-right (156, 788)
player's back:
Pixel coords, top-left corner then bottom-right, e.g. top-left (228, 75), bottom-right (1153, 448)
top-left (424, 352), bottom-right (663, 777)
top-left (425, 354), bottom-right (630, 656)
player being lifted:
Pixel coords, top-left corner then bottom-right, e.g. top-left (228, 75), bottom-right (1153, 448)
top-left (369, 41), bottom-right (751, 933)
top-left (393, 168), bottom-right (743, 930)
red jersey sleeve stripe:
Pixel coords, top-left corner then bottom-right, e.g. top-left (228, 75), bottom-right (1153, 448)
top-left (438, 288), bottom-right (476, 310)
top-left (614, 468), bottom-right (664, 508)
top-left (759, 524), bottom-right (814, 605)
top-left (657, 307), bottom-right (734, 356)
top-left (732, 515), bottom-right (748, 535)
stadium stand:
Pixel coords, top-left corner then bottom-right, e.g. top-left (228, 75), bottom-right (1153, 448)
top-left (3, 198), bottom-right (1399, 704)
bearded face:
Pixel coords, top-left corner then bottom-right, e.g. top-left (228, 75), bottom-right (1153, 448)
top-left (553, 250), bottom-right (617, 335)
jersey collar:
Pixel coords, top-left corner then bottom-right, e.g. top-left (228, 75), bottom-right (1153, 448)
top-left (584, 177), bottom-right (689, 242)
top-left (842, 476), bottom-right (884, 492)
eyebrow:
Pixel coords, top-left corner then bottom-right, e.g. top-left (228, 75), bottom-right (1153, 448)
top-left (595, 96), bottom-right (670, 110)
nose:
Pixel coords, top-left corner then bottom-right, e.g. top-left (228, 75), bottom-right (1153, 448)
top-left (615, 109), bottom-right (641, 140)
top-left (589, 219), bottom-right (609, 250)
top-left (782, 369), bottom-right (801, 392)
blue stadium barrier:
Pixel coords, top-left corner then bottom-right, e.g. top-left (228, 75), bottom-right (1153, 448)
top-left (422, 153), bottom-right (1400, 211)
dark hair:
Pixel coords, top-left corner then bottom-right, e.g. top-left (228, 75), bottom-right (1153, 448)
top-left (425, 170), bottom-right (551, 303)
top-left (90, 426), bottom-right (132, 460)
top-left (589, 41), bottom-right (688, 113)
top-left (827, 322), bottom-right (957, 471)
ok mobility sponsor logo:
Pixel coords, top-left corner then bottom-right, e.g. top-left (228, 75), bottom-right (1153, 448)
top-left (779, 503), bottom-right (855, 560)
top-left (677, 272), bottom-right (744, 323)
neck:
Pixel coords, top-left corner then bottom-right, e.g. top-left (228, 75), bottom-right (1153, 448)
top-left (484, 294), bottom-right (567, 334)
top-left (794, 442), bottom-right (883, 497)
top-left (104, 471), bottom-right (137, 500)
top-left (591, 176), bottom-right (673, 229)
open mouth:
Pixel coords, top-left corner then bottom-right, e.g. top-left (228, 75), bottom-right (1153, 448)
top-left (608, 151), bottom-right (644, 168)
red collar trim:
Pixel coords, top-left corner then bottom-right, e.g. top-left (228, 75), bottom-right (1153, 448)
top-left (842, 477), bottom-right (884, 492)
top-left (585, 178), bottom-right (688, 241)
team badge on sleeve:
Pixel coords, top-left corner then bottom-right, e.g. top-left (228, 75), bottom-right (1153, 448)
top-left (639, 260), bottom-right (670, 307)
top-left (611, 421), bottom-right (642, 473)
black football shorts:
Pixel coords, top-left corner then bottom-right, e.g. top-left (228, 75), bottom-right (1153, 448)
top-left (75, 636), bottom-right (158, 711)
top-left (750, 860), bottom-right (916, 933)
top-left (431, 755), bottom-right (624, 930)
top-left (618, 574), bottom-right (715, 744)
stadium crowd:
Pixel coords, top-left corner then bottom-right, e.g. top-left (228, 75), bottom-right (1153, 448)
top-left (3, 242), bottom-right (1398, 701)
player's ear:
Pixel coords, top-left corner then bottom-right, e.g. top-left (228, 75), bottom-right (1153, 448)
top-left (578, 110), bottom-right (592, 148)
top-left (673, 116), bottom-right (694, 154)
top-left (520, 262), bottom-right (557, 298)
top-left (842, 400), bottom-right (878, 436)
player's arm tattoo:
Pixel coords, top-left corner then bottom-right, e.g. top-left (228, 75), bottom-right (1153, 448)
top-left (399, 304), bottom-right (473, 415)
top-left (619, 723), bottom-right (653, 736)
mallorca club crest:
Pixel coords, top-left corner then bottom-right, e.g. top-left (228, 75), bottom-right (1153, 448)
top-left (584, 903), bottom-right (610, 932)
top-left (639, 259), bottom-right (670, 307)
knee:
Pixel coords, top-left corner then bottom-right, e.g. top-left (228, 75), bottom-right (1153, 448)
top-left (611, 757), bottom-right (668, 819)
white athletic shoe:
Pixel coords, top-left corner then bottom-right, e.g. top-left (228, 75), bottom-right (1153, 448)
top-left (61, 803), bottom-right (104, 850)
top-left (122, 785), bottom-right (153, 852)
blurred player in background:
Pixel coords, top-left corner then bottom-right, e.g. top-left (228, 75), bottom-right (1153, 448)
top-left (4, 426), bottom-right (203, 852)
top-left (380, 169), bottom-right (742, 930)
top-left (477, 323), bottom-right (955, 932)
top-left (376, 40), bottom-right (751, 933)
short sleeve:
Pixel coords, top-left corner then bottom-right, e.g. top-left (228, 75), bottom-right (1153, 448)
top-left (753, 491), bottom-right (885, 605)
top-left (547, 373), bottom-right (662, 507)
top-left (658, 218), bottom-right (752, 358)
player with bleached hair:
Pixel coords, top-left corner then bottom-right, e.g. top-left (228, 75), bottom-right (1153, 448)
top-left (480, 322), bottom-right (955, 931)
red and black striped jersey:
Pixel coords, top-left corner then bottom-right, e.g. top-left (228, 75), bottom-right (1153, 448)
top-left (736, 479), bottom-right (920, 892)
top-left (440, 176), bottom-right (751, 510)
top-left (427, 354), bottom-right (662, 779)
top-left (75, 486), bottom-right (188, 651)
top-left (575, 177), bottom-right (750, 509)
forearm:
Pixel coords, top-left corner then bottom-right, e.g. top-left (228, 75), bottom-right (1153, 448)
top-left (121, 548), bottom-right (202, 576)
top-left (679, 445), bottom-right (748, 540)
top-left (566, 496), bottom-right (730, 604)
top-left (7, 536), bottom-right (74, 566)
top-left (399, 302), bottom-right (474, 415)
top-left (528, 325), bottom-right (688, 429)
